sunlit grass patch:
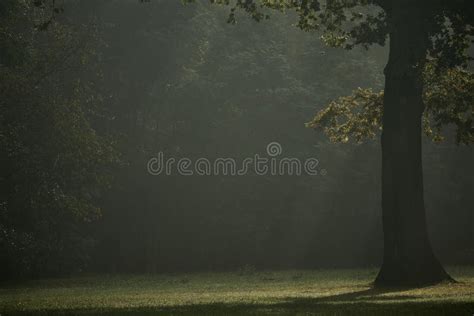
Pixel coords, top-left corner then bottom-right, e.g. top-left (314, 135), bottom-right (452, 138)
top-left (0, 267), bottom-right (473, 315)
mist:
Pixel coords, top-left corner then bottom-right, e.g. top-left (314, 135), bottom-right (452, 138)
top-left (1, 1), bottom-right (473, 315)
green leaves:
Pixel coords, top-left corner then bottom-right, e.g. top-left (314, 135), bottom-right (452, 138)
top-left (305, 88), bottom-right (383, 143)
top-left (423, 62), bottom-right (474, 144)
top-left (184, 1), bottom-right (388, 49)
top-left (307, 61), bottom-right (474, 145)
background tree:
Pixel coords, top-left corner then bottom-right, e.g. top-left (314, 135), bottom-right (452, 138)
top-left (0, 1), bottom-right (118, 279)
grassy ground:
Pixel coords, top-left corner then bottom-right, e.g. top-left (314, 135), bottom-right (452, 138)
top-left (1, 267), bottom-right (473, 315)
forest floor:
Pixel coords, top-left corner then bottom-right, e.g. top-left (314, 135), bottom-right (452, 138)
top-left (0, 267), bottom-right (474, 315)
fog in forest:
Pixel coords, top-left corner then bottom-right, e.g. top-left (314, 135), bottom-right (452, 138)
top-left (1, 0), bottom-right (473, 281)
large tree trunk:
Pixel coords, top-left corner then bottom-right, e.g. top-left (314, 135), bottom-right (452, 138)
top-left (374, 3), bottom-right (453, 287)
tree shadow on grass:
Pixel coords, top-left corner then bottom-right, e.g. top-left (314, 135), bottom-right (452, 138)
top-left (4, 286), bottom-right (474, 316)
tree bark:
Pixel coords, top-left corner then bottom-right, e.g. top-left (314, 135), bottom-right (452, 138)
top-left (374, 2), bottom-right (453, 287)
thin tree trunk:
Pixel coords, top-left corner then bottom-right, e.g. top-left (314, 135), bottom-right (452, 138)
top-left (374, 3), bottom-right (453, 286)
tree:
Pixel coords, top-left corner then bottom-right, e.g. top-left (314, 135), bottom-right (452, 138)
top-left (0, 1), bottom-right (118, 279)
top-left (188, 0), bottom-right (474, 286)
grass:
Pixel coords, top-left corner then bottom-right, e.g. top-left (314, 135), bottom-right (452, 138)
top-left (1, 267), bottom-right (474, 315)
